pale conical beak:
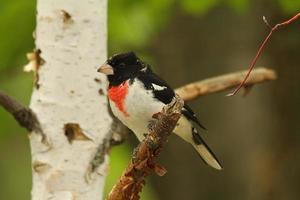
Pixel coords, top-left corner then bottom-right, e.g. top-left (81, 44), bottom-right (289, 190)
top-left (97, 64), bottom-right (114, 75)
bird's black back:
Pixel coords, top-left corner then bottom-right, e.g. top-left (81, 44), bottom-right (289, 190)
top-left (137, 69), bottom-right (206, 130)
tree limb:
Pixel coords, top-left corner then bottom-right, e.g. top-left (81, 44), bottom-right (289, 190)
top-left (106, 95), bottom-right (184, 200)
top-left (0, 90), bottom-right (48, 145)
top-left (175, 67), bottom-right (276, 101)
top-left (0, 90), bottom-right (39, 131)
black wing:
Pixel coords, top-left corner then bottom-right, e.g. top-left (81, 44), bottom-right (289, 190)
top-left (138, 70), bottom-right (206, 130)
top-left (138, 70), bottom-right (175, 104)
top-left (182, 104), bottom-right (207, 130)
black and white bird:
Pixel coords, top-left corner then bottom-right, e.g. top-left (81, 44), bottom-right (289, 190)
top-left (98, 52), bottom-right (222, 170)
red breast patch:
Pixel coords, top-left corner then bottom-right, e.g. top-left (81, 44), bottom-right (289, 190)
top-left (108, 81), bottom-right (129, 117)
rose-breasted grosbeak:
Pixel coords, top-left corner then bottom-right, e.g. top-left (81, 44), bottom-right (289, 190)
top-left (98, 52), bottom-right (222, 170)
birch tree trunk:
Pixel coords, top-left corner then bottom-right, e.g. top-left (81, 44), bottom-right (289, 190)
top-left (29, 0), bottom-right (111, 199)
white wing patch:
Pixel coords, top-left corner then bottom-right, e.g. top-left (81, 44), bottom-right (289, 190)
top-left (152, 83), bottom-right (167, 91)
top-left (141, 67), bottom-right (147, 72)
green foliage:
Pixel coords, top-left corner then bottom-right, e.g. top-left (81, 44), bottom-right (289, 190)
top-left (226, 0), bottom-right (249, 12)
top-left (0, 136), bottom-right (31, 200)
top-left (278, 0), bottom-right (300, 13)
top-left (108, 0), bottom-right (252, 53)
top-left (180, 0), bottom-right (220, 15)
top-left (180, 0), bottom-right (249, 15)
top-left (0, 0), bottom-right (36, 71)
top-left (108, 0), bottom-right (173, 51)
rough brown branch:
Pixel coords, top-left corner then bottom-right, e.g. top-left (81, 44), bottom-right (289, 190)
top-left (0, 90), bottom-right (48, 145)
top-left (175, 67), bottom-right (276, 101)
top-left (106, 95), bottom-right (184, 200)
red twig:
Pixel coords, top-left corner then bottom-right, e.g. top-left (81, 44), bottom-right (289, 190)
top-left (227, 12), bottom-right (300, 96)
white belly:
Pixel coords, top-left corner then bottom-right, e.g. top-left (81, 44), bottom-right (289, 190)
top-left (109, 79), bottom-right (194, 143)
top-left (109, 80), bottom-right (165, 141)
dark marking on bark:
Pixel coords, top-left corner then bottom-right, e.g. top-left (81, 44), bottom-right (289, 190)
top-left (61, 10), bottom-right (73, 24)
top-left (98, 89), bottom-right (104, 95)
top-left (64, 123), bottom-right (91, 144)
top-left (33, 161), bottom-right (51, 173)
top-left (94, 78), bottom-right (101, 83)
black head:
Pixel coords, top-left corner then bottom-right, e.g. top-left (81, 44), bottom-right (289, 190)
top-left (98, 52), bottom-right (149, 86)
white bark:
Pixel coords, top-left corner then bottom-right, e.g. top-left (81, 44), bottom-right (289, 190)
top-left (29, 0), bottom-right (111, 200)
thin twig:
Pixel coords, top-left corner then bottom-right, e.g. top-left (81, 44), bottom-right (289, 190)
top-left (106, 95), bottom-right (183, 200)
top-left (227, 12), bottom-right (300, 96)
top-left (0, 90), bottom-right (49, 145)
top-left (175, 67), bottom-right (276, 101)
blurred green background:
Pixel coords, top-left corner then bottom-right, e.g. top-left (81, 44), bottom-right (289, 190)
top-left (1, 0), bottom-right (300, 199)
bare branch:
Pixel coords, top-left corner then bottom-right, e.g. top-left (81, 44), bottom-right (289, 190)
top-left (0, 90), bottom-right (49, 145)
top-left (227, 12), bottom-right (300, 96)
top-left (0, 90), bottom-right (38, 131)
top-left (106, 95), bottom-right (184, 200)
top-left (175, 67), bottom-right (276, 101)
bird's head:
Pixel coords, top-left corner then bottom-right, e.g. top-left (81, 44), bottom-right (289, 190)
top-left (98, 52), bottom-right (148, 86)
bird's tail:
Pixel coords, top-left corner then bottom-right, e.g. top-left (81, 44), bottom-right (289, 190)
top-left (192, 130), bottom-right (223, 170)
